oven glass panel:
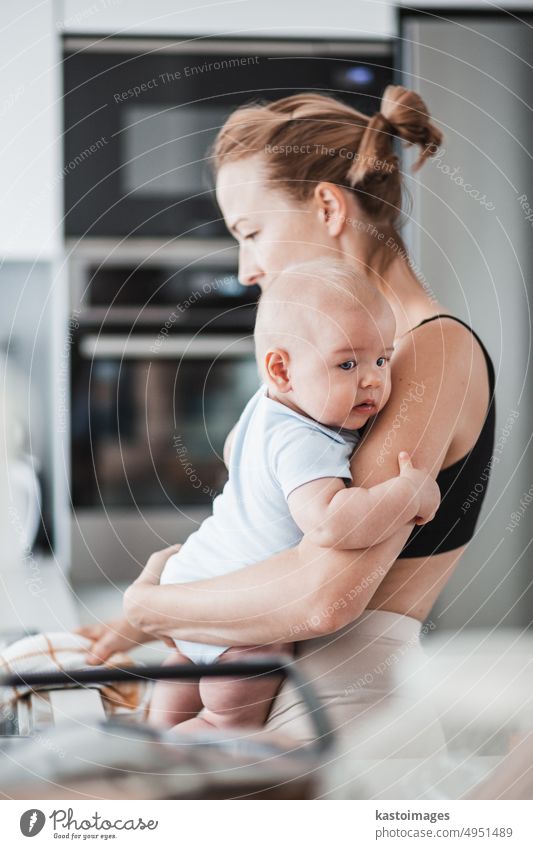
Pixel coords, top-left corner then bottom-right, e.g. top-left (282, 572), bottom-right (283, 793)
top-left (122, 105), bottom-right (231, 197)
top-left (87, 265), bottom-right (254, 308)
top-left (71, 355), bottom-right (259, 508)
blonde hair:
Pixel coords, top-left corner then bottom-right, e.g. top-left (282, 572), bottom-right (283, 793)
top-left (212, 86), bottom-right (443, 270)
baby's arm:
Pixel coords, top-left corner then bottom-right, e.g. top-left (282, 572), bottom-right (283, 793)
top-left (288, 451), bottom-right (440, 550)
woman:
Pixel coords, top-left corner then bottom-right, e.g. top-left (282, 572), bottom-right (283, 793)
top-left (79, 86), bottom-right (496, 759)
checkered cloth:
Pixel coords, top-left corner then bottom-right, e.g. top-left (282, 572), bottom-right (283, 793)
top-left (0, 631), bottom-right (148, 718)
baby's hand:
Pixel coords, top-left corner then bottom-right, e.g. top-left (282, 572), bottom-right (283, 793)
top-left (398, 451), bottom-right (440, 525)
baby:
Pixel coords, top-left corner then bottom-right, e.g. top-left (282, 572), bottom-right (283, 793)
top-left (145, 258), bottom-right (440, 732)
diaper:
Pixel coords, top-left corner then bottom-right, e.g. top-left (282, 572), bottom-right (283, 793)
top-left (176, 639), bottom-right (228, 666)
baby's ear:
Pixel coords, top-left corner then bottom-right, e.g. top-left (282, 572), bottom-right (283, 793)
top-left (264, 348), bottom-right (291, 392)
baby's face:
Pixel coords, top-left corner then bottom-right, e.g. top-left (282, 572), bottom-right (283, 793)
top-left (287, 305), bottom-right (396, 430)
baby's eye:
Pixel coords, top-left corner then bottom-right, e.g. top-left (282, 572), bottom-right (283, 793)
top-left (339, 360), bottom-right (357, 370)
top-left (376, 356), bottom-right (390, 368)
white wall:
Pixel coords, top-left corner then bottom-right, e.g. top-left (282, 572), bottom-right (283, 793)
top-left (0, 2), bottom-right (62, 260)
top-left (402, 16), bottom-right (533, 628)
top-left (0, 2), bottom-right (70, 564)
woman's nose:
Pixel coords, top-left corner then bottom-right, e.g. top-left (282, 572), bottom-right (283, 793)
top-left (238, 248), bottom-right (264, 287)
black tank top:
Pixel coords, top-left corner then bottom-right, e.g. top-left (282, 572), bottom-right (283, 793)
top-left (397, 314), bottom-right (496, 558)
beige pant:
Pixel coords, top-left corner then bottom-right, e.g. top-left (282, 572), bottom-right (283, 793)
top-left (265, 609), bottom-right (447, 760)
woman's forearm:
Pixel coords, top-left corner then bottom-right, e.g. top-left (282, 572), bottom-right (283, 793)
top-left (123, 521), bottom-right (415, 645)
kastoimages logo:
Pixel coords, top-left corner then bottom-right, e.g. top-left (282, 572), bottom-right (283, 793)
top-left (20, 809), bottom-right (46, 836)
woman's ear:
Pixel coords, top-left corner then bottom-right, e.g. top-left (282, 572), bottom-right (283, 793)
top-left (264, 348), bottom-right (291, 392)
top-left (313, 181), bottom-right (349, 237)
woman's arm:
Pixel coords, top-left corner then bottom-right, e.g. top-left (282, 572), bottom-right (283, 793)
top-left (123, 531), bottom-right (415, 644)
top-left (124, 319), bottom-right (471, 645)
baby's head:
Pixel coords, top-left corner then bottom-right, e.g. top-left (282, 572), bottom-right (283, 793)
top-left (255, 258), bottom-right (396, 430)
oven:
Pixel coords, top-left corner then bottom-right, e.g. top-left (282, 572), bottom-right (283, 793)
top-left (69, 241), bottom-right (260, 581)
top-left (62, 36), bottom-right (394, 238)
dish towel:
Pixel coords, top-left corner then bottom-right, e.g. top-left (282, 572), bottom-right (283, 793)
top-left (0, 632), bottom-right (149, 719)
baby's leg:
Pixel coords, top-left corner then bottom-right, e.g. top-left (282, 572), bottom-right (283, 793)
top-left (176, 643), bottom-right (292, 734)
top-left (147, 649), bottom-right (203, 729)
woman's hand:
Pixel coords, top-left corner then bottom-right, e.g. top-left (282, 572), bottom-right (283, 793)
top-left (123, 544), bottom-right (182, 639)
top-left (76, 546), bottom-right (182, 662)
top-left (132, 544), bottom-right (182, 586)
top-left (74, 618), bottom-right (153, 665)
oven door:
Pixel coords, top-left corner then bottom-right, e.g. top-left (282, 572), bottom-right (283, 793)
top-left (70, 331), bottom-right (259, 581)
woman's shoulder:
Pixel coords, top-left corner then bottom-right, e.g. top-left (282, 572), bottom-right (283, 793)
top-left (393, 312), bottom-right (491, 427)
top-left (395, 312), bottom-right (487, 383)
top-left (395, 311), bottom-right (490, 371)
top-left (352, 312), bottom-right (488, 484)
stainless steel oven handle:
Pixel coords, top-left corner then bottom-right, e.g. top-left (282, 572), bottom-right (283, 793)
top-left (80, 334), bottom-right (254, 359)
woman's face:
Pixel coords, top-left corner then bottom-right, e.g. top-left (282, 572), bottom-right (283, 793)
top-left (216, 155), bottom-right (339, 289)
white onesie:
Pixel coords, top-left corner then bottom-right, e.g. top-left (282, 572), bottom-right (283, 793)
top-left (160, 384), bottom-right (360, 664)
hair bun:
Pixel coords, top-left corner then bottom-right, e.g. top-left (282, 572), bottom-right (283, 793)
top-left (375, 110), bottom-right (397, 136)
top-left (380, 85), bottom-right (443, 171)
top-left (347, 85), bottom-right (443, 186)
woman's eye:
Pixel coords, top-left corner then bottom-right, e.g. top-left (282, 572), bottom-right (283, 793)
top-left (243, 231), bottom-right (258, 241)
top-left (339, 360), bottom-right (357, 371)
top-left (376, 356), bottom-right (389, 368)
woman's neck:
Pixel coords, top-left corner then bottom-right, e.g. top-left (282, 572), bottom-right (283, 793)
top-left (377, 255), bottom-right (446, 338)
top-left (343, 232), bottom-right (447, 337)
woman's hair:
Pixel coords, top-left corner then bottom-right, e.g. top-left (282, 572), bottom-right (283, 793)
top-left (212, 85), bottom-right (443, 231)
